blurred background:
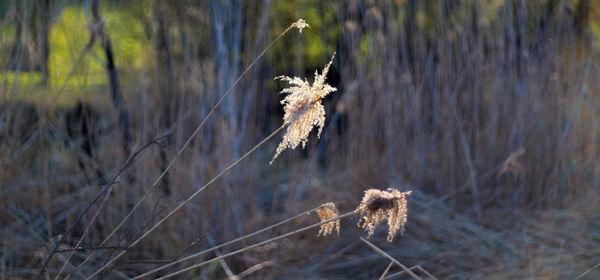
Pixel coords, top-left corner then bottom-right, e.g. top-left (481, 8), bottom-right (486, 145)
top-left (1, 0), bottom-right (600, 279)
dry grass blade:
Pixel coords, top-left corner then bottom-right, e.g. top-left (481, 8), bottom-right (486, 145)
top-left (315, 202), bottom-right (340, 236)
top-left (235, 261), bottom-right (274, 278)
top-left (574, 260), bottom-right (600, 280)
top-left (270, 53), bottom-right (337, 163)
top-left (382, 265), bottom-right (437, 280)
top-left (360, 237), bottom-right (422, 280)
top-left (379, 261), bottom-right (394, 280)
top-left (206, 234), bottom-right (239, 280)
top-left (155, 211), bottom-right (355, 279)
top-left (355, 188), bottom-right (412, 242)
top-left (133, 203), bottom-right (328, 279)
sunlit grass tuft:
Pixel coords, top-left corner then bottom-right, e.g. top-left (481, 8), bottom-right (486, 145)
top-left (270, 52), bottom-right (336, 163)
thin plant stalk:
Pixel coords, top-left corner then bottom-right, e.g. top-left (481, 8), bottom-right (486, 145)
top-left (38, 137), bottom-right (165, 280)
top-left (155, 211), bottom-right (355, 279)
top-left (86, 124), bottom-right (287, 279)
top-left (574, 260), bottom-right (600, 280)
top-left (379, 261), bottom-right (394, 280)
top-left (71, 19), bottom-right (304, 278)
top-left (416, 266), bottom-right (438, 280)
top-left (382, 265), bottom-right (419, 280)
top-left (56, 140), bottom-right (165, 279)
top-left (383, 266), bottom-right (437, 280)
top-left (54, 185), bottom-right (114, 280)
top-left (206, 234), bottom-right (238, 280)
top-left (360, 237), bottom-right (423, 280)
top-left (133, 204), bottom-right (327, 279)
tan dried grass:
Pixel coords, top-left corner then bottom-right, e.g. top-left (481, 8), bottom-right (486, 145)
top-left (355, 188), bottom-right (412, 242)
top-left (270, 53), bottom-right (337, 163)
top-left (315, 202), bottom-right (340, 236)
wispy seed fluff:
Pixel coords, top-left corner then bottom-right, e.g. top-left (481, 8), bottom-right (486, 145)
top-left (270, 53), bottom-right (337, 164)
top-left (355, 188), bottom-right (412, 242)
top-left (315, 202), bottom-right (340, 237)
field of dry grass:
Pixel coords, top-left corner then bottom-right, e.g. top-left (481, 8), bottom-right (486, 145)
top-left (1, 0), bottom-right (600, 279)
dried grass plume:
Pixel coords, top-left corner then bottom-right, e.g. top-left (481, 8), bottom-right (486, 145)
top-left (315, 202), bottom-right (340, 236)
top-left (270, 53), bottom-right (337, 164)
top-left (355, 188), bottom-right (412, 242)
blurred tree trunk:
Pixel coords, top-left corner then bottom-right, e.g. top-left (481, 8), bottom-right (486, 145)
top-left (9, 0), bottom-right (24, 71)
top-left (153, 1), bottom-right (177, 195)
top-left (210, 0), bottom-right (245, 235)
top-left (403, 0), bottom-right (416, 77)
top-left (90, 0), bottom-right (132, 154)
top-left (574, 0), bottom-right (590, 59)
top-left (574, 0), bottom-right (590, 39)
top-left (40, 0), bottom-right (50, 85)
top-left (8, 0), bottom-right (52, 83)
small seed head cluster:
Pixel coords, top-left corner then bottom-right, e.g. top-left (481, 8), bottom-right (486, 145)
top-left (291, 19), bottom-right (309, 33)
top-left (355, 188), bottom-right (412, 242)
top-left (315, 202), bottom-right (340, 236)
top-left (270, 53), bottom-right (337, 164)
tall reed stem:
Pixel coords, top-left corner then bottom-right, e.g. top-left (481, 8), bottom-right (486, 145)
top-left (71, 19), bottom-right (303, 278)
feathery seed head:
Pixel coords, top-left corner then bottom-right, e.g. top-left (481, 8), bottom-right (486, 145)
top-left (315, 202), bottom-right (340, 237)
top-left (292, 19), bottom-right (309, 33)
top-left (270, 53), bottom-right (337, 164)
top-left (355, 188), bottom-right (412, 242)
